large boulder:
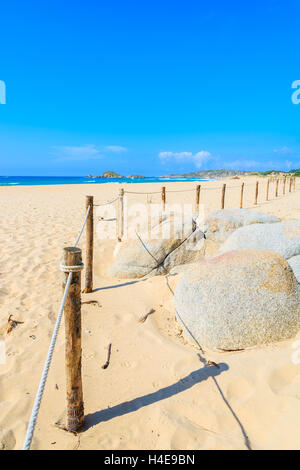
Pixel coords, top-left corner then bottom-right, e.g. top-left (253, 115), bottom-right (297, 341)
top-left (220, 222), bottom-right (300, 260)
top-left (107, 214), bottom-right (205, 278)
top-left (200, 209), bottom-right (279, 249)
top-left (199, 209), bottom-right (280, 256)
top-left (174, 250), bottom-right (300, 351)
top-left (288, 255), bottom-right (300, 283)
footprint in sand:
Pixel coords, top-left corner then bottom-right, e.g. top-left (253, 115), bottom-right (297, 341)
top-left (0, 427), bottom-right (16, 450)
top-left (120, 361), bottom-right (137, 368)
top-left (268, 363), bottom-right (300, 398)
top-left (226, 377), bottom-right (254, 403)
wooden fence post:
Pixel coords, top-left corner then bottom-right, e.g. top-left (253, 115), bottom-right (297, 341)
top-left (161, 186), bottom-right (166, 212)
top-left (83, 196), bottom-right (93, 294)
top-left (195, 184), bottom-right (201, 213)
top-left (221, 184), bottom-right (226, 209)
top-left (147, 197), bottom-right (151, 240)
top-left (240, 182), bottom-right (244, 209)
top-left (118, 188), bottom-right (124, 241)
top-left (266, 179), bottom-right (270, 201)
top-left (289, 178), bottom-right (292, 193)
top-left (62, 247), bottom-right (84, 433)
top-left (158, 211), bottom-right (163, 239)
top-left (254, 181), bottom-right (259, 205)
top-left (275, 179), bottom-right (279, 197)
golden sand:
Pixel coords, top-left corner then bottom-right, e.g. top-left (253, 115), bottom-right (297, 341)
top-left (0, 176), bottom-right (299, 450)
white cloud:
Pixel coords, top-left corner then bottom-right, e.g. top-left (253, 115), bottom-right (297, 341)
top-left (105, 145), bottom-right (127, 153)
top-left (51, 144), bottom-right (128, 161)
top-left (273, 146), bottom-right (293, 155)
top-left (159, 150), bottom-right (212, 168)
top-left (51, 144), bottom-right (104, 161)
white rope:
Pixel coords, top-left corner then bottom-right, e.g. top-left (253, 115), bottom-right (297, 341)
top-left (22, 204), bottom-right (91, 450)
top-left (22, 272), bottom-right (72, 450)
top-left (74, 204), bottom-right (90, 247)
top-left (94, 198), bottom-right (119, 206)
top-left (60, 263), bottom-right (84, 273)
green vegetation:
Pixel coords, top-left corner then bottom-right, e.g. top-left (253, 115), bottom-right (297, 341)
top-left (165, 168), bottom-right (300, 179)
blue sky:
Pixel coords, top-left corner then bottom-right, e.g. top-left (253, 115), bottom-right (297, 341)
top-left (0, 0), bottom-right (300, 176)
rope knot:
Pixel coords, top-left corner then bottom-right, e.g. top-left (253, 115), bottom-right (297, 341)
top-left (60, 263), bottom-right (84, 273)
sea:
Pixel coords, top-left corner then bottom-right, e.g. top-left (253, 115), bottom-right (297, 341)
top-left (0, 176), bottom-right (208, 187)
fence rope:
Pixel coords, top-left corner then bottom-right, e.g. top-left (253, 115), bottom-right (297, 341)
top-left (74, 205), bottom-right (90, 246)
top-left (94, 198), bottom-right (119, 206)
top-left (22, 205), bottom-right (91, 451)
top-left (163, 188), bottom-right (195, 193)
top-left (124, 190), bottom-right (161, 195)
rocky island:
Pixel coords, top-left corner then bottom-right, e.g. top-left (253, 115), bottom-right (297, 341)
top-left (85, 171), bottom-right (145, 179)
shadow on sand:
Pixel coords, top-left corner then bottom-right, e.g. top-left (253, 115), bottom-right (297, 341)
top-left (92, 280), bottom-right (142, 292)
top-left (84, 362), bottom-right (228, 429)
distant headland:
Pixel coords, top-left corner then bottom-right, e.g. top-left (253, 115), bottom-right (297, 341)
top-left (164, 168), bottom-right (300, 179)
top-left (85, 168), bottom-right (300, 180)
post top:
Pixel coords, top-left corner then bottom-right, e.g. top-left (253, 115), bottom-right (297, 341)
top-left (64, 246), bottom-right (82, 254)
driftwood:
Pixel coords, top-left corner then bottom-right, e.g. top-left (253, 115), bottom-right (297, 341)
top-left (102, 343), bottom-right (112, 369)
top-left (138, 308), bottom-right (155, 323)
top-left (6, 315), bottom-right (24, 334)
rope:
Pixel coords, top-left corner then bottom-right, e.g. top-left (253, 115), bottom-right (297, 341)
top-left (164, 188), bottom-right (195, 193)
top-left (22, 205), bottom-right (91, 451)
top-left (124, 190), bottom-right (161, 195)
top-left (60, 263), bottom-right (84, 273)
top-left (22, 272), bottom-right (72, 450)
top-left (94, 198), bottom-right (119, 206)
top-left (74, 205), bottom-right (90, 247)
top-left (125, 188), bottom-right (194, 194)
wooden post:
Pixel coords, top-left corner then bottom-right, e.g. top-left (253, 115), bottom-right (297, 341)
top-left (62, 247), bottom-right (84, 433)
top-left (289, 178), bottom-right (292, 193)
top-left (170, 211), bottom-right (174, 239)
top-left (283, 177), bottom-right (286, 195)
top-left (118, 188), bottom-right (124, 241)
top-left (161, 186), bottom-right (166, 212)
top-left (195, 184), bottom-right (201, 214)
top-left (275, 178), bottom-right (279, 197)
top-left (221, 184), bottom-right (226, 209)
top-left (147, 198), bottom-right (151, 240)
top-left (254, 181), bottom-right (259, 205)
top-left (181, 203), bottom-right (185, 239)
top-left (83, 196), bottom-right (93, 294)
top-left (159, 211), bottom-right (163, 239)
top-left (240, 182), bottom-right (244, 209)
top-left (266, 179), bottom-right (270, 201)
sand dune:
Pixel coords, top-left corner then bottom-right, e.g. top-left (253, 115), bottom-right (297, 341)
top-left (0, 177), bottom-right (299, 450)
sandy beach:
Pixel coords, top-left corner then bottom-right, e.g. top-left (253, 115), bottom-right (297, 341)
top-left (0, 176), bottom-right (300, 450)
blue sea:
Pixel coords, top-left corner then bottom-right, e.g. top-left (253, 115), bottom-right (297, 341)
top-left (0, 176), bottom-right (208, 187)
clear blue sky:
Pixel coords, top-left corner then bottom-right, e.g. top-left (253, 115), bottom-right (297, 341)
top-left (1, 0), bottom-right (300, 176)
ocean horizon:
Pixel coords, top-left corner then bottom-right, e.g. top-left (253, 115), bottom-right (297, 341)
top-left (0, 176), bottom-right (209, 187)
